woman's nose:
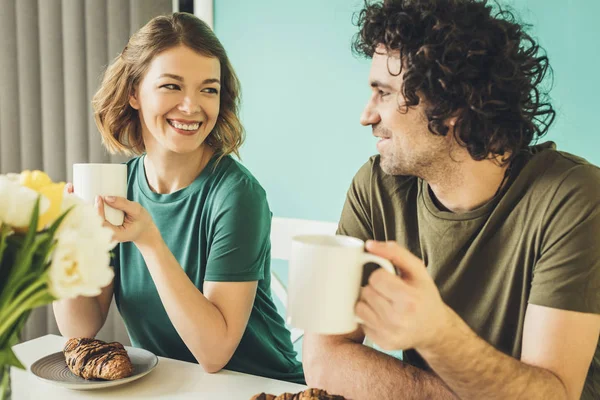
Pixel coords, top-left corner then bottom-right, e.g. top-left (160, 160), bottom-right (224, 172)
top-left (178, 95), bottom-right (201, 114)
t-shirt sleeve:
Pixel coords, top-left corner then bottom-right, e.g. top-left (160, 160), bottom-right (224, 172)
top-left (204, 180), bottom-right (271, 282)
top-left (337, 158), bottom-right (375, 241)
top-left (529, 164), bottom-right (600, 314)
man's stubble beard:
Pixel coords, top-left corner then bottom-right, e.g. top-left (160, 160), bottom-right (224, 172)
top-left (379, 139), bottom-right (451, 183)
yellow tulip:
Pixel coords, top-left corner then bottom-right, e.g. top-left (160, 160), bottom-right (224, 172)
top-left (19, 170), bottom-right (66, 230)
top-left (19, 170), bottom-right (53, 191)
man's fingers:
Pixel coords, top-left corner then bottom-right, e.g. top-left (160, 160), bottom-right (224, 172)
top-left (360, 285), bottom-right (394, 322)
top-left (368, 268), bottom-right (414, 300)
top-left (355, 298), bottom-right (381, 328)
top-left (366, 240), bottom-right (426, 280)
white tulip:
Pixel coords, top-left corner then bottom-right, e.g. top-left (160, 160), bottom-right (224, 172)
top-left (59, 194), bottom-right (116, 244)
top-left (0, 175), bottom-right (49, 228)
top-left (47, 193), bottom-right (115, 299)
top-left (48, 228), bottom-right (115, 299)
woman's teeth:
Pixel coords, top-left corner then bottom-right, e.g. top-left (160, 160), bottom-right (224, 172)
top-left (168, 120), bottom-right (200, 131)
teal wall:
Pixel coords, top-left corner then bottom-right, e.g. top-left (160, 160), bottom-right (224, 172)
top-left (505, 0), bottom-right (600, 159)
top-left (215, 0), bottom-right (600, 358)
top-left (216, 0), bottom-right (600, 225)
top-left (215, 0), bottom-right (370, 224)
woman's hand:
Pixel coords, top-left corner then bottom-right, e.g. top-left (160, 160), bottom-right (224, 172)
top-left (99, 196), bottom-right (160, 246)
top-left (65, 184), bottom-right (158, 246)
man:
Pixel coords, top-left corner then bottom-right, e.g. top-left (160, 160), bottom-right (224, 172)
top-left (303, 1), bottom-right (600, 399)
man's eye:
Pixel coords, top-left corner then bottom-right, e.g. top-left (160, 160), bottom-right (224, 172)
top-left (160, 84), bottom-right (180, 90)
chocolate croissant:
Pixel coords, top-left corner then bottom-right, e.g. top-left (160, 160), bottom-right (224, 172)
top-left (251, 389), bottom-right (346, 400)
top-left (63, 337), bottom-right (134, 380)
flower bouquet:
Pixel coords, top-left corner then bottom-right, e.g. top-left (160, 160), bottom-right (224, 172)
top-left (0, 170), bottom-right (114, 400)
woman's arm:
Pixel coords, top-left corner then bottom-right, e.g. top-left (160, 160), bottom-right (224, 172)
top-left (53, 184), bottom-right (115, 338)
top-left (101, 194), bottom-right (263, 372)
top-left (52, 280), bottom-right (114, 338)
top-left (136, 235), bottom-right (257, 372)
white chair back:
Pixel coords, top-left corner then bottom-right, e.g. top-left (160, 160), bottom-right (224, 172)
top-left (269, 217), bottom-right (338, 343)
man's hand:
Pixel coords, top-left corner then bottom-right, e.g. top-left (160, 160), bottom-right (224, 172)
top-left (356, 240), bottom-right (452, 352)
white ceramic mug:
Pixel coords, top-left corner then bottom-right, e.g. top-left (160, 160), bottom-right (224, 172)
top-left (72, 163), bottom-right (127, 226)
top-left (286, 234), bottom-right (396, 335)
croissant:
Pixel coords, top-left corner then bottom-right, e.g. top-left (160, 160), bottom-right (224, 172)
top-left (251, 389), bottom-right (346, 400)
top-left (63, 337), bottom-right (134, 380)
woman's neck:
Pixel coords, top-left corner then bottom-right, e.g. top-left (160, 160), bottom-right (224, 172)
top-left (143, 144), bottom-right (215, 194)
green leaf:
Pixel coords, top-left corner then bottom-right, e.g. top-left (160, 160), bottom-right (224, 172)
top-left (19, 196), bottom-right (41, 252)
top-left (0, 243), bottom-right (45, 309)
top-left (0, 198), bottom-right (43, 308)
top-left (0, 311), bottom-right (29, 350)
top-left (0, 224), bottom-right (14, 297)
top-left (0, 346), bottom-right (25, 370)
top-left (0, 317), bottom-right (27, 370)
top-left (47, 206), bottom-right (73, 237)
top-left (0, 200), bottom-right (51, 309)
top-left (0, 288), bottom-right (53, 346)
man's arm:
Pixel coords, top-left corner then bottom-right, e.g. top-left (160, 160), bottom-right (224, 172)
top-left (360, 241), bottom-right (600, 400)
top-left (303, 329), bottom-right (458, 400)
top-left (418, 304), bottom-right (600, 400)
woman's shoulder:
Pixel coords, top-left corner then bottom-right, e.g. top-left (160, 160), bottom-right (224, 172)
top-left (211, 156), bottom-right (266, 195)
top-left (124, 156), bottom-right (143, 184)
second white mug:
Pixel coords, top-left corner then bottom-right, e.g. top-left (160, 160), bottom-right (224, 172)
top-left (286, 234), bottom-right (396, 335)
top-left (72, 163), bottom-right (127, 226)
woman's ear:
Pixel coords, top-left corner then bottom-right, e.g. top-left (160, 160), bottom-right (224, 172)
top-left (129, 90), bottom-right (140, 110)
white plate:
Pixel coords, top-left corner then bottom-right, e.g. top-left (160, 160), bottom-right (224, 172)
top-left (29, 346), bottom-right (159, 390)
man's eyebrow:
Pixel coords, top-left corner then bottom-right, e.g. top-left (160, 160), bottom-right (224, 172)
top-left (370, 80), bottom-right (394, 90)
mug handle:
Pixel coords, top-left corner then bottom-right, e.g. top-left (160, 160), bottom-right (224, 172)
top-left (355, 253), bottom-right (396, 325)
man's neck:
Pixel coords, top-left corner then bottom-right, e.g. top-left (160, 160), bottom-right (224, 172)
top-left (427, 156), bottom-right (511, 213)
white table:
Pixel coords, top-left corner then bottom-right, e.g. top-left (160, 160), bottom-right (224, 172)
top-left (11, 335), bottom-right (306, 399)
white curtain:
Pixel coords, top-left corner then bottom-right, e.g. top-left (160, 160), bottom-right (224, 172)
top-left (0, 0), bottom-right (173, 344)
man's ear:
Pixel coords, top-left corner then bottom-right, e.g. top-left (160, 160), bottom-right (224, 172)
top-left (129, 89), bottom-right (140, 110)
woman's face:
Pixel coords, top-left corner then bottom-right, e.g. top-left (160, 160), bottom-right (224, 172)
top-left (129, 45), bottom-right (221, 156)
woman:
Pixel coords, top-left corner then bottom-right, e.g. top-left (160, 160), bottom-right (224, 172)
top-left (53, 12), bottom-right (304, 384)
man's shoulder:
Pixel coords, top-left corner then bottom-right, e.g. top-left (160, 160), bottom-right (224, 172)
top-left (525, 144), bottom-right (600, 195)
top-left (516, 144), bottom-right (600, 222)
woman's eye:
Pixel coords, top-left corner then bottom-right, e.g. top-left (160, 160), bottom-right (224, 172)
top-left (378, 90), bottom-right (389, 98)
top-left (202, 88), bottom-right (219, 94)
top-left (160, 84), bottom-right (180, 90)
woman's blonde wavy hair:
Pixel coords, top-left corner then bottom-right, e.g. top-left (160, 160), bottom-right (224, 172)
top-left (92, 12), bottom-right (244, 159)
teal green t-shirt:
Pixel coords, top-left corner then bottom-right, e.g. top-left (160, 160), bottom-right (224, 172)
top-left (113, 154), bottom-right (304, 384)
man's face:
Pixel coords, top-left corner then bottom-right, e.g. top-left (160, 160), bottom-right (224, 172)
top-left (361, 45), bottom-right (449, 177)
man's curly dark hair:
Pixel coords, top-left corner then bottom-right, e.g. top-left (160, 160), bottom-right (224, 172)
top-left (353, 0), bottom-right (556, 162)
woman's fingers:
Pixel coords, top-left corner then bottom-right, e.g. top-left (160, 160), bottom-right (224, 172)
top-left (95, 196), bottom-right (106, 221)
top-left (64, 182), bottom-right (74, 194)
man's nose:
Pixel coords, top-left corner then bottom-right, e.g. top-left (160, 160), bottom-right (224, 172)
top-left (360, 100), bottom-right (380, 126)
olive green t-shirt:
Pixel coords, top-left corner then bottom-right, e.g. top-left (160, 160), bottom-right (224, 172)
top-left (113, 154), bottom-right (305, 384)
top-left (338, 142), bottom-right (600, 399)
